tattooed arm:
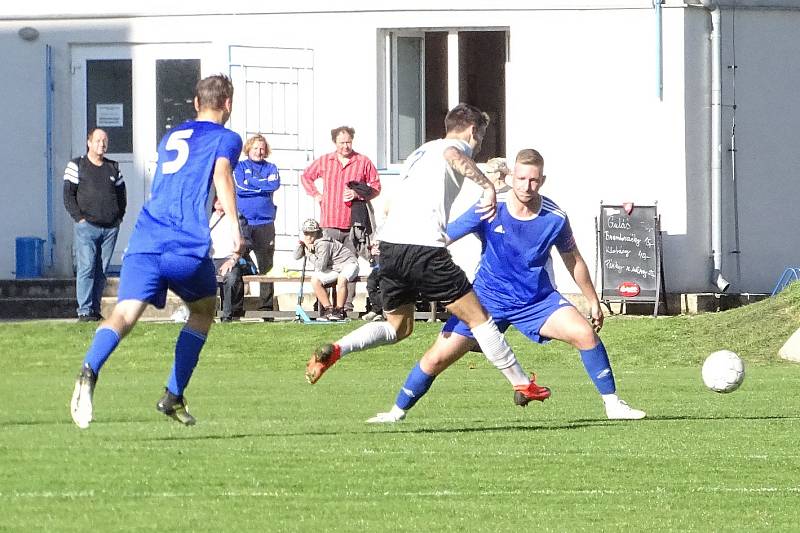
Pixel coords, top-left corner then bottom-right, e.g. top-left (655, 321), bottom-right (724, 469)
top-left (443, 146), bottom-right (497, 221)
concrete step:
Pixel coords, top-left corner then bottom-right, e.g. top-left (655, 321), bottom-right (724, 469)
top-left (0, 279), bottom-right (74, 298)
top-left (99, 295), bottom-right (186, 320)
top-left (0, 297), bottom-right (75, 319)
top-left (103, 277), bottom-right (121, 297)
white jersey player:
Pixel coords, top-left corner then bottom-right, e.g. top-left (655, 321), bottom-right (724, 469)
top-left (305, 105), bottom-right (551, 407)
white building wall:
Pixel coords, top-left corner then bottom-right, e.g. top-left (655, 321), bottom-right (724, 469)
top-left (2, 27), bottom-right (50, 277)
top-left (1, 2), bottom-right (799, 295)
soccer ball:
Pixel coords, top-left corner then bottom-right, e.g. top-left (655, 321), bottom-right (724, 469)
top-left (701, 350), bottom-right (745, 393)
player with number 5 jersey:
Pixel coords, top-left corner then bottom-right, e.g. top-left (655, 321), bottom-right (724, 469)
top-left (126, 122), bottom-right (241, 257)
top-left (69, 74), bottom-right (243, 429)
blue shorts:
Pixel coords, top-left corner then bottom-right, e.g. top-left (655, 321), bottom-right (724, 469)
top-left (117, 252), bottom-right (217, 309)
top-left (442, 290), bottom-right (574, 344)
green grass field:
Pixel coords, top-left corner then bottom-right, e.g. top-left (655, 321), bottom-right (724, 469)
top-left (2, 286), bottom-right (800, 531)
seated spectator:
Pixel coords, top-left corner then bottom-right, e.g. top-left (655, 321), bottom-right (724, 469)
top-left (210, 197), bottom-right (255, 322)
top-left (293, 218), bottom-right (359, 321)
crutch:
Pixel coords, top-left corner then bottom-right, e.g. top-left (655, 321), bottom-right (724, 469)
top-left (295, 254), bottom-right (314, 323)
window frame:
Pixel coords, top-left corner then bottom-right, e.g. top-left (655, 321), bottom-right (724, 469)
top-left (379, 27), bottom-right (507, 169)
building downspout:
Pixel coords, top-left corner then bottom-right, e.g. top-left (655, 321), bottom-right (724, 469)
top-left (698, 0), bottom-right (730, 292)
top-left (654, 0), bottom-right (664, 100)
top-left (45, 44), bottom-right (56, 272)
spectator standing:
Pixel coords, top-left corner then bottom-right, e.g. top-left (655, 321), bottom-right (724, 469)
top-left (301, 126), bottom-right (380, 311)
top-left (63, 128), bottom-right (126, 321)
top-left (234, 134), bottom-right (281, 311)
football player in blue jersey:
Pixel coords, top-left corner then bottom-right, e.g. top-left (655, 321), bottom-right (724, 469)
top-left (368, 149), bottom-right (646, 423)
top-left (70, 74), bottom-right (244, 429)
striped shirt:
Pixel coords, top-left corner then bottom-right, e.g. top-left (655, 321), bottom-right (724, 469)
top-left (301, 151), bottom-right (380, 230)
top-left (63, 156), bottom-right (126, 228)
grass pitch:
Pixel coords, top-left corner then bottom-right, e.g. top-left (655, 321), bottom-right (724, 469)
top-left (2, 286), bottom-right (800, 531)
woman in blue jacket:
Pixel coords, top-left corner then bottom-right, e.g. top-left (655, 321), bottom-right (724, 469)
top-left (234, 134), bottom-right (281, 310)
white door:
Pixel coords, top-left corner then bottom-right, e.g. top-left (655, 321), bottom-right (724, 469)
top-left (228, 46), bottom-right (315, 260)
top-left (71, 44), bottom-right (210, 268)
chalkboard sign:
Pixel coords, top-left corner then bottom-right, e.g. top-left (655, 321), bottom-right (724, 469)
top-left (597, 204), bottom-right (663, 309)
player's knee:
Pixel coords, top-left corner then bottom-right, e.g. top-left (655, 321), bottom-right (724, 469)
top-left (393, 319), bottom-right (414, 341)
top-left (186, 296), bottom-right (216, 318)
top-left (570, 326), bottom-right (599, 351)
top-left (420, 349), bottom-right (455, 376)
top-left (451, 305), bottom-right (489, 330)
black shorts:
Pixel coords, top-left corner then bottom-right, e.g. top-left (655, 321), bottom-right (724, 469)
top-left (378, 241), bottom-right (472, 311)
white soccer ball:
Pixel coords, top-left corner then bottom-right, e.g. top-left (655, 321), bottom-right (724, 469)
top-left (702, 350), bottom-right (745, 393)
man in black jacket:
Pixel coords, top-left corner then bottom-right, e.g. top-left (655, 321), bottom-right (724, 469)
top-left (63, 128), bottom-right (127, 321)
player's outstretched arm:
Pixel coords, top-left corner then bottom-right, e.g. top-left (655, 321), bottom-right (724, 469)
top-left (561, 248), bottom-right (604, 332)
top-left (445, 202), bottom-right (484, 246)
top-left (212, 157), bottom-right (242, 254)
top-left (443, 146), bottom-right (497, 221)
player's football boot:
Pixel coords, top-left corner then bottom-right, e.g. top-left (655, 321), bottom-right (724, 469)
top-left (305, 343), bottom-right (342, 384)
top-left (156, 389), bottom-right (196, 426)
top-left (366, 406), bottom-right (406, 424)
top-left (513, 374), bottom-right (552, 406)
top-left (604, 398), bottom-right (646, 420)
top-left (70, 363), bottom-right (97, 429)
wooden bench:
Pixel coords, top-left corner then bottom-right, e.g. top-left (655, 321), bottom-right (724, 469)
top-left (239, 274), bottom-right (368, 320)
top-left (237, 274), bottom-right (449, 322)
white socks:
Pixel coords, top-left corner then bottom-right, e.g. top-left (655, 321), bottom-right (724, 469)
top-left (337, 321), bottom-right (398, 355)
top-left (500, 363), bottom-right (530, 387)
top-left (602, 393), bottom-right (619, 405)
top-left (470, 318), bottom-right (528, 386)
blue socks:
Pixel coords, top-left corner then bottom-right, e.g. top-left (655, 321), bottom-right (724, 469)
top-left (83, 326), bottom-right (121, 374)
top-left (579, 342), bottom-right (616, 395)
top-left (167, 327), bottom-right (206, 396)
top-left (395, 363), bottom-right (436, 411)
top-left (82, 325), bottom-right (206, 397)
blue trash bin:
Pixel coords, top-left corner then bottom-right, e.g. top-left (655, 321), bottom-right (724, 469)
top-left (15, 237), bottom-right (45, 279)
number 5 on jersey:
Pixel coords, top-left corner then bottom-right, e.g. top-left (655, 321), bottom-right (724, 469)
top-left (161, 129), bottom-right (194, 174)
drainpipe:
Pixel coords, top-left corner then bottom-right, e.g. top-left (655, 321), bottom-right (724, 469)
top-left (699, 0), bottom-right (730, 292)
top-left (654, 0), bottom-right (663, 100)
top-left (45, 44), bottom-right (56, 271)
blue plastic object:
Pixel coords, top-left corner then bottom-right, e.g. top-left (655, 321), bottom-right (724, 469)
top-left (771, 267), bottom-right (800, 296)
top-left (15, 237), bottom-right (45, 279)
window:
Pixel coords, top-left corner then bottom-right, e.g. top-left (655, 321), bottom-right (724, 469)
top-left (87, 59), bottom-right (133, 153)
top-left (384, 29), bottom-right (507, 165)
top-left (156, 59), bottom-right (201, 147)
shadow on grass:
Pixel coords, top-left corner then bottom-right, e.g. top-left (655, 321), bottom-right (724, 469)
top-left (5, 414), bottom-right (797, 434)
top-left (127, 413), bottom-right (800, 441)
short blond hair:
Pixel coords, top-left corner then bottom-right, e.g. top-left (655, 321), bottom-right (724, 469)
top-left (515, 149), bottom-right (544, 168)
top-left (243, 134), bottom-right (271, 157)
